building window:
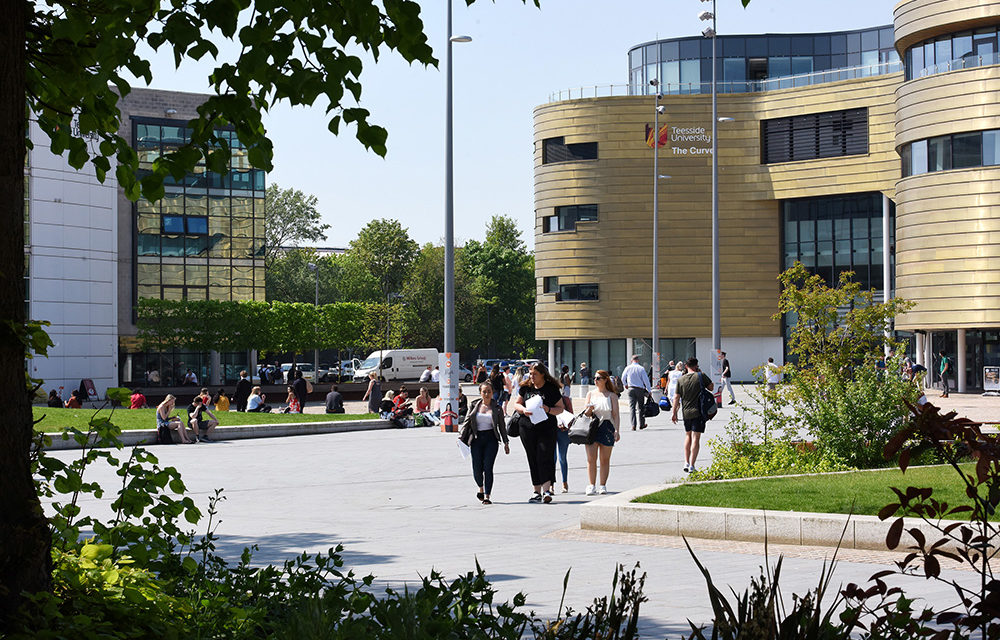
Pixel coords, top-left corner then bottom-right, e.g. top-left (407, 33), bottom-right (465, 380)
top-left (162, 215), bottom-right (208, 235)
top-left (543, 276), bottom-right (559, 293)
top-left (542, 137), bottom-right (598, 164)
top-left (904, 25), bottom-right (1000, 80)
top-left (558, 284), bottom-right (599, 301)
top-left (544, 204), bottom-right (598, 232)
top-left (762, 108), bottom-right (868, 163)
top-left (901, 129), bottom-right (1000, 177)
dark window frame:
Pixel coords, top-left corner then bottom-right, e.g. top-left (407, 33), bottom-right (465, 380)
top-left (542, 136), bottom-right (598, 164)
top-left (557, 283), bottom-right (599, 302)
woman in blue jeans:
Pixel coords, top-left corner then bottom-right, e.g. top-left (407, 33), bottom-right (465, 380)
top-left (458, 383), bottom-right (509, 504)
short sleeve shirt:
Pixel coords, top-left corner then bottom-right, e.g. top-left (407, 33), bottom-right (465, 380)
top-left (187, 403), bottom-right (206, 424)
top-left (676, 372), bottom-right (711, 421)
top-left (517, 381), bottom-right (562, 429)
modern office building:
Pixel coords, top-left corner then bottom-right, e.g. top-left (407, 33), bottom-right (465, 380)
top-left (25, 87), bottom-right (266, 398)
top-left (534, 0), bottom-right (1000, 390)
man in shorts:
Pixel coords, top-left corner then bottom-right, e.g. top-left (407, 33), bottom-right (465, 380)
top-left (671, 357), bottom-right (714, 474)
top-left (187, 395), bottom-right (219, 442)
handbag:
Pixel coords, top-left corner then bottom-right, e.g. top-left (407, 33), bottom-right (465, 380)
top-left (567, 411), bottom-right (599, 444)
top-left (699, 374), bottom-right (719, 421)
top-left (643, 393), bottom-right (660, 418)
top-left (505, 413), bottom-right (521, 438)
top-left (459, 423), bottom-right (475, 446)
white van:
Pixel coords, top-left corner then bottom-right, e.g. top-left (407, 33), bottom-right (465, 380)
top-left (353, 349), bottom-right (440, 383)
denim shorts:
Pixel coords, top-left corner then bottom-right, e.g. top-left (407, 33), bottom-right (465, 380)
top-left (594, 420), bottom-right (616, 447)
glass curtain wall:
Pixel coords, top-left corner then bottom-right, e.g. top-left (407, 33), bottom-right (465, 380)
top-left (554, 339), bottom-right (628, 379)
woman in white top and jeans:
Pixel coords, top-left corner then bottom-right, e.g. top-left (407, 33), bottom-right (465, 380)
top-left (459, 383), bottom-right (510, 504)
top-left (583, 370), bottom-right (620, 495)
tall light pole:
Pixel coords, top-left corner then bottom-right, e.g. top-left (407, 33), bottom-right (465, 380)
top-left (700, 0), bottom-right (721, 359)
top-left (308, 262), bottom-right (319, 382)
top-left (444, 0), bottom-right (471, 412)
top-left (649, 79), bottom-right (667, 391)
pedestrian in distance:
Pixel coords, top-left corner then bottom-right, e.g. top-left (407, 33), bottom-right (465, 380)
top-left (621, 354), bottom-right (652, 431)
top-left (672, 357), bottom-right (714, 474)
top-left (666, 361), bottom-right (685, 406)
top-left (156, 394), bottom-right (194, 444)
top-left (559, 365), bottom-right (574, 413)
top-left (510, 362), bottom-right (565, 504)
top-left (187, 395), bottom-right (219, 442)
top-left (130, 388), bottom-right (148, 409)
top-left (292, 369), bottom-right (308, 413)
top-left (764, 357), bottom-right (781, 390)
top-left (939, 350), bottom-right (952, 397)
top-left (579, 362), bottom-right (591, 386)
top-left (362, 371), bottom-right (382, 415)
top-left (325, 385), bottom-right (345, 414)
top-left (46, 389), bottom-right (62, 408)
top-left (583, 370), bottom-right (621, 495)
top-left (234, 370), bottom-right (252, 411)
top-left (489, 365), bottom-right (505, 405)
top-left (554, 364), bottom-right (575, 493)
top-left (459, 382), bottom-right (510, 505)
top-left (719, 351), bottom-right (736, 405)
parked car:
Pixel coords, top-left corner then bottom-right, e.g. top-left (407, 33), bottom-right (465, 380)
top-left (458, 365), bottom-right (473, 382)
top-left (280, 362), bottom-right (315, 382)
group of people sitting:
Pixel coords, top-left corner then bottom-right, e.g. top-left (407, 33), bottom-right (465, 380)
top-left (154, 393), bottom-right (219, 444)
top-left (378, 385), bottom-right (466, 428)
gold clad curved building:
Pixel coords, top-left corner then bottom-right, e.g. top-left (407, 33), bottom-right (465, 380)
top-left (534, 4), bottom-right (1000, 389)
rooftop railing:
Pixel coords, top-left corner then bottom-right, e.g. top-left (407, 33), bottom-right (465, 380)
top-left (547, 60), bottom-right (903, 103)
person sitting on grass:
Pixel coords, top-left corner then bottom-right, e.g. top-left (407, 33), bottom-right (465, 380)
top-left (187, 396), bottom-right (219, 442)
top-left (379, 390), bottom-right (395, 418)
top-left (46, 389), bottom-right (62, 408)
top-left (64, 389), bottom-right (83, 409)
top-left (130, 388), bottom-right (148, 409)
top-left (157, 394), bottom-right (194, 444)
top-left (325, 385), bottom-right (345, 414)
top-left (414, 387), bottom-right (440, 425)
top-left (246, 386), bottom-right (272, 413)
top-left (211, 388), bottom-right (230, 412)
top-left (282, 385), bottom-right (300, 414)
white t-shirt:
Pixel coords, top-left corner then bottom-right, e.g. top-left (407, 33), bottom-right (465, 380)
top-left (419, 369), bottom-right (432, 383)
top-left (431, 369), bottom-right (440, 382)
top-left (666, 370), bottom-right (684, 400)
top-left (766, 363), bottom-right (780, 384)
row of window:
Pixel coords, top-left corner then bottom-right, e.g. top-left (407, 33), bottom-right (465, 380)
top-left (900, 129), bottom-right (1000, 177)
top-left (761, 108), bottom-right (868, 164)
top-left (542, 276), bottom-right (599, 301)
top-left (904, 25), bottom-right (1000, 81)
top-left (541, 137), bottom-right (598, 164)
top-left (138, 192), bottom-right (264, 217)
top-left (542, 204), bottom-right (598, 232)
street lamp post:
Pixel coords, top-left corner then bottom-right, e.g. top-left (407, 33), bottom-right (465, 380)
top-left (308, 262), bottom-right (319, 383)
top-left (650, 80), bottom-right (664, 390)
top-left (444, 0), bottom-right (471, 406)
top-left (700, 0), bottom-right (721, 360)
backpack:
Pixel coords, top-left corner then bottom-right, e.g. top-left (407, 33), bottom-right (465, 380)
top-left (698, 373), bottom-right (718, 421)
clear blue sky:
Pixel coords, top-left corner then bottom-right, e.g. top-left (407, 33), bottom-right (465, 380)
top-left (133, 0), bottom-right (895, 249)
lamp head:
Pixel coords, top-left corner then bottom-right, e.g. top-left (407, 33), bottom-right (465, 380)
top-left (656, 105), bottom-right (666, 114)
top-left (698, 10), bottom-right (714, 20)
top-left (649, 78), bottom-right (659, 87)
top-left (702, 27), bottom-right (716, 38)
top-left (450, 35), bottom-right (472, 43)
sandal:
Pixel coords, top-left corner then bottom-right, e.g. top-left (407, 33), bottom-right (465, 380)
top-left (476, 492), bottom-right (485, 502)
top-left (482, 498), bottom-right (492, 505)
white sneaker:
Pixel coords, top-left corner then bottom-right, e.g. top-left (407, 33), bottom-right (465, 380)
top-left (688, 466), bottom-right (697, 474)
top-left (598, 485), bottom-right (607, 495)
top-left (683, 464), bottom-right (690, 473)
top-left (585, 484), bottom-right (595, 496)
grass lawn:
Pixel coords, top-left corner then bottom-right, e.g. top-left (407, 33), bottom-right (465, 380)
top-left (635, 465), bottom-right (983, 519)
top-left (33, 406), bottom-right (378, 432)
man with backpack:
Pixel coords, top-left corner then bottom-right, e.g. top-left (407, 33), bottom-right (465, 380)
top-left (671, 357), bottom-right (714, 474)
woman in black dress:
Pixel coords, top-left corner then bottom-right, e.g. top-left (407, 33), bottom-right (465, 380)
top-left (510, 363), bottom-right (565, 503)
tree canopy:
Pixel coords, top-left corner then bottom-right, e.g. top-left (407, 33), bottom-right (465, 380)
top-left (263, 185), bottom-right (329, 269)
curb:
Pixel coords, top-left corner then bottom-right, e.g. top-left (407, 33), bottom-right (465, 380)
top-left (42, 419), bottom-right (396, 450)
top-left (580, 484), bottom-right (944, 552)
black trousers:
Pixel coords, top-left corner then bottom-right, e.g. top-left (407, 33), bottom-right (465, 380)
top-left (471, 435), bottom-right (500, 494)
top-left (520, 420), bottom-right (557, 487)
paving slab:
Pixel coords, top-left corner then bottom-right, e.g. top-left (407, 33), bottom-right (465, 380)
top-left (42, 386), bottom-right (976, 635)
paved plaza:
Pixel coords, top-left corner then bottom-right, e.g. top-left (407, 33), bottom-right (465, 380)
top-left (50, 385), bottom-right (982, 636)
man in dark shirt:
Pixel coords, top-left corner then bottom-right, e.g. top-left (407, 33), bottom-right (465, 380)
top-left (719, 351), bottom-right (736, 405)
top-left (187, 396), bottom-right (218, 442)
top-left (671, 357), bottom-right (714, 474)
top-left (325, 385), bottom-right (345, 414)
top-left (292, 370), bottom-right (308, 413)
top-left (234, 370), bottom-right (252, 412)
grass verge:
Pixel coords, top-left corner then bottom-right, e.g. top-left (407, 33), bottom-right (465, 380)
top-left (635, 465), bottom-right (983, 519)
top-left (33, 406), bottom-right (378, 432)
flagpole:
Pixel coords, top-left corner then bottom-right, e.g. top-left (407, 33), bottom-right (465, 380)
top-left (651, 73), bottom-right (661, 389)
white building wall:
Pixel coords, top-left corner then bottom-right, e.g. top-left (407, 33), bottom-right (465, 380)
top-left (26, 121), bottom-right (118, 400)
top-left (695, 336), bottom-right (784, 383)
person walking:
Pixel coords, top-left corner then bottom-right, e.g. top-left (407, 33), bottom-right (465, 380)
top-left (510, 363), bottom-right (565, 504)
top-left (554, 364), bottom-right (575, 493)
top-left (362, 371), bottom-right (382, 415)
top-left (459, 382), bottom-right (510, 505)
top-left (671, 357), bottom-right (714, 473)
top-left (666, 361), bottom-right (685, 407)
top-left (488, 365), bottom-right (505, 404)
top-left (234, 370), bottom-right (252, 411)
top-left (291, 369), bottom-right (308, 413)
top-left (579, 362), bottom-right (591, 386)
top-left (719, 351), bottom-right (736, 405)
top-left (939, 350), bottom-right (952, 397)
top-left (583, 370), bottom-right (620, 495)
top-left (621, 354), bottom-right (651, 431)
top-left (765, 357), bottom-right (780, 390)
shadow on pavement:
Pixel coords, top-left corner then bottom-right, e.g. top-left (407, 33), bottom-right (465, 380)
top-left (211, 532), bottom-right (398, 568)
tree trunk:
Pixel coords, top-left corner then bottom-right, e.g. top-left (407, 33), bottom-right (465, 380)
top-left (0, 2), bottom-right (53, 629)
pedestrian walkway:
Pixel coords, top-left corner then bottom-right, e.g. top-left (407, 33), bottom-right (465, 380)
top-left (49, 399), bottom-right (968, 635)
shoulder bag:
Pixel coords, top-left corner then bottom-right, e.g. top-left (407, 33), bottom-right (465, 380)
top-left (643, 392), bottom-right (660, 418)
top-left (567, 411), bottom-right (599, 445)
top-left (505, 413), bottom-right (521, 438)
top-left (699, 373), bottom-right (719, 421)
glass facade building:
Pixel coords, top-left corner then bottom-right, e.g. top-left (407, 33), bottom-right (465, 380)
top-left (628, 26), bottom-right (899, 95)
top-left (132, 117), bottom-right (266, 306)
top-left (903, 23), bottom-right (1000, 80)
